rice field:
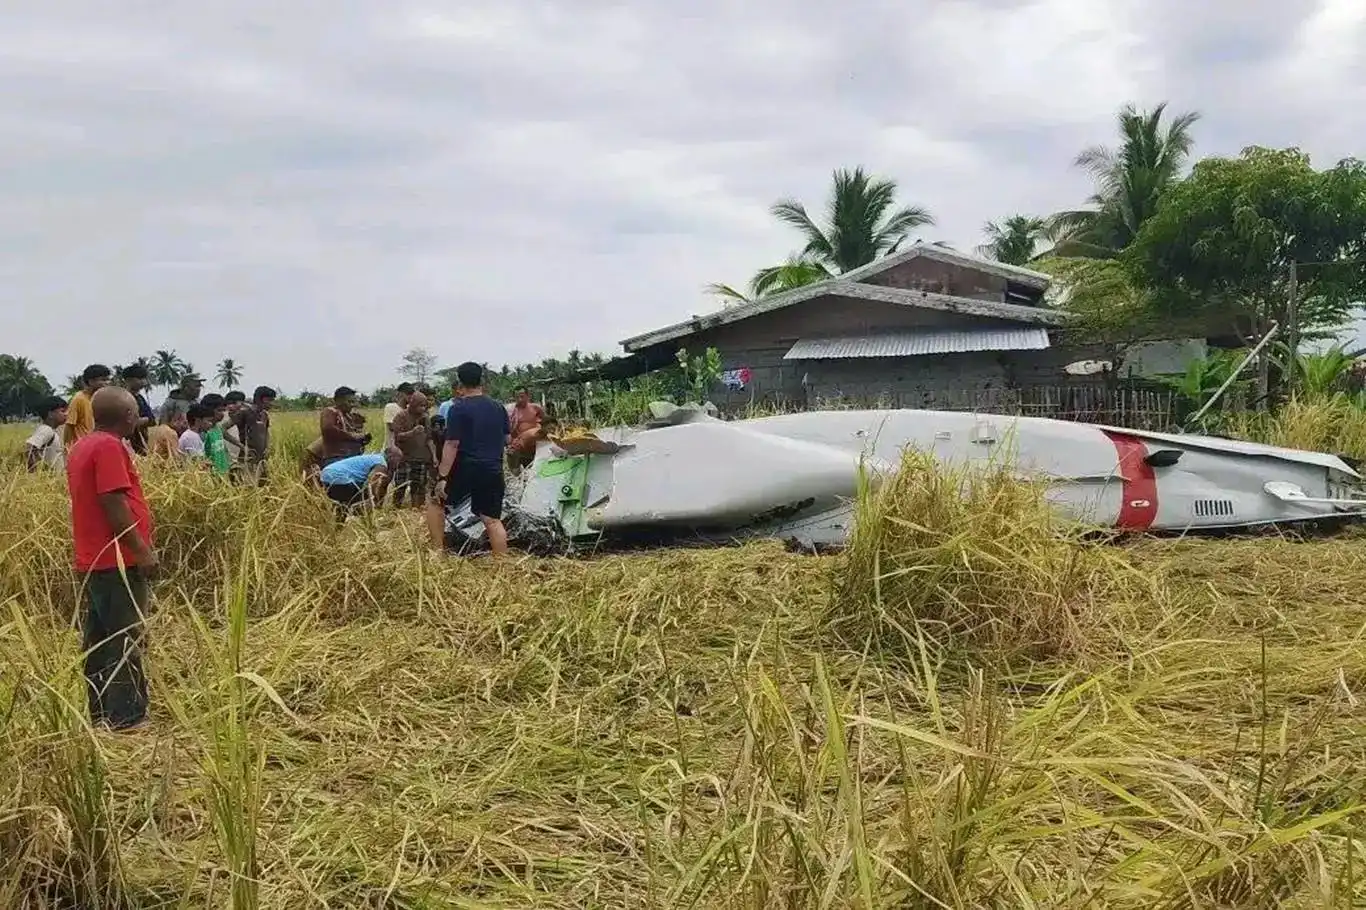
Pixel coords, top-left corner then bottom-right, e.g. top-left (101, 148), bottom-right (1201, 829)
top-left (1, 406), bottom-right (1364, 908)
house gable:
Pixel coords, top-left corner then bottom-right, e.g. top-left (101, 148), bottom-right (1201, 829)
top-left (857, 255), bottom-right (1047, 306)
top-left (839, 241), bottom-right (1051, 291)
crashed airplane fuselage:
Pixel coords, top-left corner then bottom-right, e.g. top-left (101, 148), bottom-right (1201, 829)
top-left (444, 407), bottom-right (1366, 553)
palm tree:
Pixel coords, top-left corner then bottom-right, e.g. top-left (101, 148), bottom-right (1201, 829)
top-left (151, 349), bottom-right (187, 388)
top-left (979, 216), bottom-right (1050, 265)
top-left (1049, 102), bottom-right (1200, 258)
top-left (771, 166), bottom-right (934, 274)
top-left (704, 282), bottom-right (752, 305)
top-left (710, 168), bottom-right (930, 304)
top-left (706, 257), bottom-right (833, 305)
top-left (215, 358), bottom-right (243, 388)
top-left (0, 355), bottom-right (54, 418)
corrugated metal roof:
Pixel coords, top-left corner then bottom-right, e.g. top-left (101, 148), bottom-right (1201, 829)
top-left (619, 279), bottom-right (1065, 352)
top-left (783, 327), bottom-right (1051, 360)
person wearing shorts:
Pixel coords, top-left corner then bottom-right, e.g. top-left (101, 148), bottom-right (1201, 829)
top-left (432, 362), bottom-right (510, 556)
top-left (318, 448), bottom-right (402, 521)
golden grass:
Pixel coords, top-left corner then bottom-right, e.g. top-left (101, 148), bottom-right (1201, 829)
top-left (832, 451), bottom-right (1154, 662)
top-left (1, 413), bottom-right (1365, 907)
top-left (1226, 396), bottom-right (1366, 462)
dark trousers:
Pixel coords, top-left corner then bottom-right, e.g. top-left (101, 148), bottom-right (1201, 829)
top-left (324, 481), bottom-right (368, 521)
top-left (82, 567), bottom-right (150, 729)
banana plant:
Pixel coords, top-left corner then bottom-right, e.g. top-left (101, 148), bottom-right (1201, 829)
top-left (1157, 350), bottom-right (1251, 430)
top-left (1160, 350), bottom-right (1246, 403)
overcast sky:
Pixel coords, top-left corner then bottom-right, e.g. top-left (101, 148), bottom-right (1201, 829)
top-left (3, 1), bottom-right (1363, 394)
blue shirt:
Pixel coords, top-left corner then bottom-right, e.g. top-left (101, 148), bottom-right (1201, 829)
top-left (445, 394), bottom-right (510, 471)
top-left (320, 453), bottom-right (386, 486)
top-left (438, 399), bottom-right (455, 420)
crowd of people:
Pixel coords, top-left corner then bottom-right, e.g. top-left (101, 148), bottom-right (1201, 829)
top-left (36, 360), bottom-right (546, 731)
top-left (27, 362), bottom-right (277, 481)
top-left (27, 361), bottom-right (549, 509)
top-left (297, 366), bottom-right (548, 542)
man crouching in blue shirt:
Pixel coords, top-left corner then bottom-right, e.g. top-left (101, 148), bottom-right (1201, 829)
top-left (429, 361), bottom-right (510, 557)
top-left (320, 446), bottom-right (403, 521)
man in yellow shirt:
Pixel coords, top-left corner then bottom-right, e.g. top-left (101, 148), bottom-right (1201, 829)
top-left (63, 364), bottom-right (113, 449)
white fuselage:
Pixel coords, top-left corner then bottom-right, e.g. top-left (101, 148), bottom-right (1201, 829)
top-left (448, 409), bottom-right (1366, 550)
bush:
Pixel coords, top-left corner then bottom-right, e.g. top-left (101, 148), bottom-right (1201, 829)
top-left (829, 450), bottom-right (1136, 662)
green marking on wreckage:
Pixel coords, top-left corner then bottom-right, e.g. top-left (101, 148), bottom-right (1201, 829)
top-left (538, 454), bottom-right (591, 535)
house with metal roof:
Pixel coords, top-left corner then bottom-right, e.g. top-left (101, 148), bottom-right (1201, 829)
top-left (615, 241), bottom-right (1175, 409)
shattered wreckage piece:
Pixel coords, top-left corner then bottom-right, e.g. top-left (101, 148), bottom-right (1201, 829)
top-left (441, 405), bottom-right (1366, 554)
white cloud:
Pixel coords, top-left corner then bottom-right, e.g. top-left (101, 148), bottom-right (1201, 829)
top-left (911, 0), bottom-right (1154, 125)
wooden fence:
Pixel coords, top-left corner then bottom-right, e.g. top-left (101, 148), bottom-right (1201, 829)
top-left (544, 383), bottom-right (1243, 433)
top-left (718, 386), bottom-right (1182, 431)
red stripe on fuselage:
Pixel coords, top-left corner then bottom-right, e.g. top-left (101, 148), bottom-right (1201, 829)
top-left (1102, 431), bottom-right (1158, 530)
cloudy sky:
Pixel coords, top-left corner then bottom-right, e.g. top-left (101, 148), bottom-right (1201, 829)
top-left (3, 0), bottom-right (1363, 394)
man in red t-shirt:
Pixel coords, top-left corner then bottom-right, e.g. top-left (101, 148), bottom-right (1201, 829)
top-left (66, 386), bottom-right (158, 730)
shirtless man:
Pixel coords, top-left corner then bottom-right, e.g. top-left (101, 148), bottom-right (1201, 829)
top-left (319, 386), bottom-right (370, 466)
top-left (506, 386), bottom-right (545, 472)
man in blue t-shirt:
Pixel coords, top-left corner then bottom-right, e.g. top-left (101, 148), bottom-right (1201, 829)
top-left (319, 447), bottom-right (403, 520)
top-left (431, 362), bottom-right (510, 556)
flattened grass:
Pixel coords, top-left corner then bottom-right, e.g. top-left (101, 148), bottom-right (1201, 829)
top-left (1, 447), bottom-right (1364, 907)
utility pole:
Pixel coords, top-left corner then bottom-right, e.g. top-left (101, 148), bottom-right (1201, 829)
top-left (1286, 260), bottom-right (1299, 395)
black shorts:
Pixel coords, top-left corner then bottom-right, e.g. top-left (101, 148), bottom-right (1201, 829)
top-left (446, 463), bottom-right (504, 520)
top-left (323, 481), bottom-right (368, 508)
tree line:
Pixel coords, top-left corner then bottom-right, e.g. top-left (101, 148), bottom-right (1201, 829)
top-left (0, 342), bottom-right (636, 420)
top-left (0, 352), bottom-right (249, 420)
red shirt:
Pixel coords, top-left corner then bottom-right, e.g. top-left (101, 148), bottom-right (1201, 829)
top-left (67, 430), bottom-right (154, 572)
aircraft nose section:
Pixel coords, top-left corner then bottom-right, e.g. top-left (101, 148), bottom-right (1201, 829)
top-left (589, 422), bottom-right (875, 529)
